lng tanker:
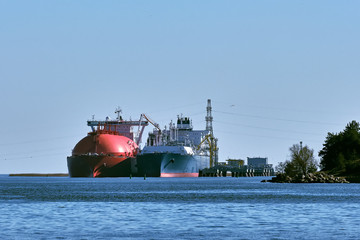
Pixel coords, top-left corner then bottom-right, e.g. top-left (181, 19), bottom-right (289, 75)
top-left (136, 100), bottom-right (218, 177)
top-left (67, 109), bottom-right (148, 177)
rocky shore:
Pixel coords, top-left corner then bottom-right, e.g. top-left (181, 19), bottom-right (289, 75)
top-left (264, 172), bottom-right (349, 183)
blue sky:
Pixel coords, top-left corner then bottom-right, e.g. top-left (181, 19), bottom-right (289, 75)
top-left (1, 0), bottom-right (359, 174)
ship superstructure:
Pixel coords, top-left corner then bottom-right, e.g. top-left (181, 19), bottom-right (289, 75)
top-left (137, 100), bottom-right (218, 177)
top-left (146, 116), bottom-right (210, 149)
top-left (67, 109), bottom-right (148, 177)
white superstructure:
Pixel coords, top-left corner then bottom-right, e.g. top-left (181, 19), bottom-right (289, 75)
top-left (145, 115), bottom-right (211, 153)
top-left (141, 99), bottom-right (218, 167)
top-left (141, 145), bottom-right (195, 155)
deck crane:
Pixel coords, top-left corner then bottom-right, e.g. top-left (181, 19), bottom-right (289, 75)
top-left (197, 133), bottom-right (216, 167)
top-left (141, 114), bottom-right (162, 145)
top-left (141, 114), bottom-right (161, 132)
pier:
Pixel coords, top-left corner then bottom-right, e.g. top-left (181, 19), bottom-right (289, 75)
top-left (199, 165), bottom-right (275, 177)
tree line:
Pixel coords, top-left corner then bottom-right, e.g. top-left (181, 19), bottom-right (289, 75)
top-left (277, 120), bottom-right (360, 177)
top-left (319, 120), bottom-right (360, 175)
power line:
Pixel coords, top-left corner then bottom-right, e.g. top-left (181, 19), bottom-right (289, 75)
top-left (215, 129), bottom-right (321, 144)
top-left (2, 146), bottom-right (70, 157)
top-left (1, 151), bottom-right (68, 161)
top-left (214, 110), bottom-right (342, 126)
top-left (215, 120), bottom-right (325, 136)
top-left (0, 135), bottom-right (79, 147)
top-left (213, 101), bottom-right (356, 117)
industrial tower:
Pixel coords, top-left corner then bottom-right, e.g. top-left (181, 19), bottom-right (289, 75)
top-left (206, 99), bottom-right (213, 134)
top-left (205, 99), bottom-right (219, 166)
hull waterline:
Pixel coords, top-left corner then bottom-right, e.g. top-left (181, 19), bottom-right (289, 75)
top-left (136, 153), bottom-right (209, 177)
top-left (67, 155), bottom-right (134, 177)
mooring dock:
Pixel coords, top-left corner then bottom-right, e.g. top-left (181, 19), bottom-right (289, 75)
top-left (199, 165), bottom-right (275, 177)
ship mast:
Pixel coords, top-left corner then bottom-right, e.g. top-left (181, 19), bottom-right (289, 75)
top-left (115, 107), bottom-right (122, 121)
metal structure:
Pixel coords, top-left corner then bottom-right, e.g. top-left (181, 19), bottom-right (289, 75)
top-left (87, 112), bottom-right (148, 146)
top-left (197, 134), bottom-right (216, 167)
top-left (68, 109), bottom-right (149, 177)
top-left (205, 99), bottom-right (213, 134)
top-left (137, 99), bottom-right (218, 177)
top-left (204, 99), bottom-right (218, 166)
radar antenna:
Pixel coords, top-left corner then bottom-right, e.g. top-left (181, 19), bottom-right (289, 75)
top-left (115, 107), bottom-right (122, 121)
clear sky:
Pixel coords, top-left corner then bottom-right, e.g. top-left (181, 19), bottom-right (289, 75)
top-left (1, 0), bottom-right (359, 174)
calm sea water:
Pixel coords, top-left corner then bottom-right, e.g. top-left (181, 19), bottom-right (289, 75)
top-left (1, 175), bottom-right (360, 240)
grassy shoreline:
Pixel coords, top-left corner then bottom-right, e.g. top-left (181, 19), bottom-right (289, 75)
top-left (9, 173), bottom-right (69, 177)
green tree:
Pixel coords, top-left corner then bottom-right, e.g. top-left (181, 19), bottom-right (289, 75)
top-left (283, 143), bottom-right (317, 177)
top-left (319, 120), bottom-right (360, 173)
top-left (275, 161), bottom-right (286, 174)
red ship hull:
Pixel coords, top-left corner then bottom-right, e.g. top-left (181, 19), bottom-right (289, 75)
top-left (67, 155), bottom-right (134, 177)
top-left (67, 132), bottom-right (139, 177)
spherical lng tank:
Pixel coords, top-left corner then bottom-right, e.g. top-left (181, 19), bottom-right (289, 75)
top-left (67, 132), bottom-right (139, 177)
